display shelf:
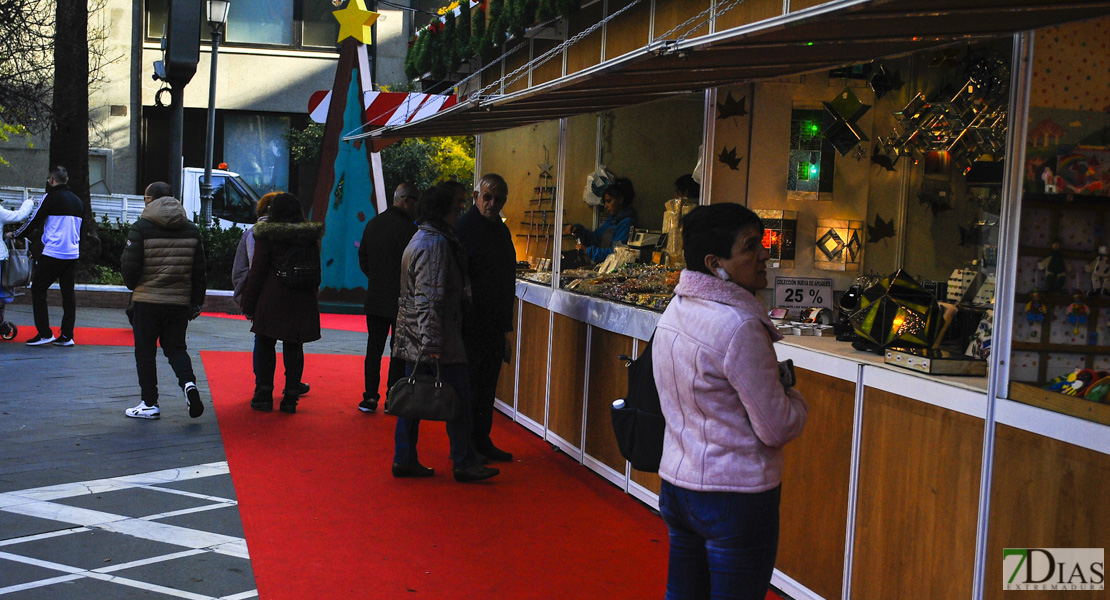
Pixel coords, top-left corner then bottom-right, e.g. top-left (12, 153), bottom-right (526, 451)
top-left (1009, 381), bottom-right (1110, 426)
top-left (1014, 194), bottom-right (1110, 386)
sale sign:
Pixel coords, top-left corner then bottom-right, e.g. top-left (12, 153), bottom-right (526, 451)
top-left (774, 276), bottom-right (833, 309)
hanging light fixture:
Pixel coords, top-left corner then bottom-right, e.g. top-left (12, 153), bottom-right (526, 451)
top-left (755, 209), bottom-right (798, 269)
top-left (814, 219), bottom-right (864, 271)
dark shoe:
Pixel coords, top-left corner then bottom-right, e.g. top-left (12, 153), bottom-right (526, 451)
top-left (475, 451), bottom-right (491, 465)
top-left (392, 462), bottom-right (435, 478)
top-left (453, 464), bottom-right (500, 483)
top-left (26, 334), bottom-right (55, 346)
top-left (480, 445), bottom-right (513, 462)
top-left (184, 382), bottom-right (204, 418)
top-left (358, 396), bottom-right (378, 413)
top-left (279, 393), bottom-right (298, 414)
top-left (52, 335), bottom-right (75, 347)
top-left (295, 382), bottom-right (310, 396)
top-left (250, 386), bottom-right (274, 412)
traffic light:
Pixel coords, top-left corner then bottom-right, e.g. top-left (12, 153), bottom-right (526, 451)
top-left (163, 0), bottom-right (202, 85)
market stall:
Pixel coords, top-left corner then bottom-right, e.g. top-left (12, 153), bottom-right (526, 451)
top-left (371, 2), bottom-right (1110, 599)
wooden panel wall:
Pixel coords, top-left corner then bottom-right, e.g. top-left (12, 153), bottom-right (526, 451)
top-left (566, 2), bottom-right (604, 75)
top-left (504, 44), bottom-right (531, 95)
top-left (547, 313), bottom-right (588, 446)
top-left (605, 0), bottom-right (652, 59)
top-left (789, 0), bottom-right (830, 12)
top-left (531, 38), bottom-right (563, 87)
top-left (585, 328), bottom-right (634, 472)
top-left (652, 0), bottom-right (712, 40)
top-left (984, 424), bottom-right (1110, 600)
top-left (495, 300), bottom-right (520, 405)
top-left (630, 469), bottom-right (661, 494)
top-left (516, 302), bottom-right (551, 425)
top-left (850, 389), bottom-right (984, 599)
top-left (777, 368), bottom-right (855, 600)
top-left (716, 0), bottom-right (784, 31)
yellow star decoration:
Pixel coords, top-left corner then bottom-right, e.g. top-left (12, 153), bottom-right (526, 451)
top-left (333, 0), bottom-right (379, 45)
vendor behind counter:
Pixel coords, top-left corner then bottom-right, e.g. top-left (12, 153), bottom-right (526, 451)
top-left (569, 177), bottom-right (638, 263)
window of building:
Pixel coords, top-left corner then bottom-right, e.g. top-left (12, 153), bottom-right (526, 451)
top-left (146, 0), bottom-right (339, 51)
top-left (223, 114), bottom-right (291, 196)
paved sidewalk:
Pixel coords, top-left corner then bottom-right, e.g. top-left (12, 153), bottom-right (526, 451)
top-left (0, 305), bottom-right (366, 599)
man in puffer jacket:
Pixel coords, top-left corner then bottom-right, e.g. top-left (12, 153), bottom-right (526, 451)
top-left (120, 181), bottom-right (208, 420)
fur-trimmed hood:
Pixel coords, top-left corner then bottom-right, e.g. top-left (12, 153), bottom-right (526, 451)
top-left (673, 269), bottom-right (782, 342)
top-left (251, 221), bottom-right (324, 243)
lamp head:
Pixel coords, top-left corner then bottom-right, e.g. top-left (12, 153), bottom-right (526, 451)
top-left (207, 0), bottom-right (230, 27)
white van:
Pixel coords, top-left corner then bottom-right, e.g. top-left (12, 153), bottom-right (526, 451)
top-left (181, 167), bottom-right (261, 229)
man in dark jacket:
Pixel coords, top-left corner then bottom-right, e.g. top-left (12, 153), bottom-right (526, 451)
top-left (14, 165), bottom-right (83, 346)
top-left (120, 181), bottom-right (208, 420)
top-left (357, 182), bottom-right (419, 412)
top-left (458, 173), bottom-right (516, 462)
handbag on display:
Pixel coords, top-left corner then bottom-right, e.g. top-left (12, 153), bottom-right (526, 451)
top-left (2, 238), bottom-right (33, 289)
top-left (385, 355), bottom-right (459, 422)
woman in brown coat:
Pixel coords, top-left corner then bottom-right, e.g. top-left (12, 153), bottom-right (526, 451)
top-left (241, 193), bottom-right (323, 413)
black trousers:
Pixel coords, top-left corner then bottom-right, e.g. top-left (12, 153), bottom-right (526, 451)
top-left (464, 329), bottom-right (506, 451)
top-left (132, 302), bottom-right (195, 404)
top-left (31, 255), bottom-right (76, 338)
top-left (364, 313), bottom-right (406, 400)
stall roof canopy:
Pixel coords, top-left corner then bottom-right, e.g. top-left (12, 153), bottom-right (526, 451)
top-left (362, 0), bottom-right (1110, 141)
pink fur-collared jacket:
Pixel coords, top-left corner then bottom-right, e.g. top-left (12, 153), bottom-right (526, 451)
top-left (653, 270), bottom-right (808, 493)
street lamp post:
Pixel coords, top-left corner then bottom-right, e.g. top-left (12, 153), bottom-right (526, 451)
top-left (200, 0), bottom-right (231, 225)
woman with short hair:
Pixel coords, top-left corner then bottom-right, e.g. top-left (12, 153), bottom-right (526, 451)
top-left (391, 183), bottom-right (499, 483)
top-left (653, 203), bottom-right (808, 599)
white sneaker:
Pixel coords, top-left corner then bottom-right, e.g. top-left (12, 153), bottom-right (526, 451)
top-left (125, 402), bottom-right (160, 419)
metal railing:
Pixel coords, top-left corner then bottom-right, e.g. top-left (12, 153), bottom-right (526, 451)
top-left (0, 187), bottom-right (146, 225)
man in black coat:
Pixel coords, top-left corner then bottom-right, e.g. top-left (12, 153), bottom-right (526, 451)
top-left (458, 173), bottom-right (516, 462)
top-left (357, 183), bottom-right (419, 412)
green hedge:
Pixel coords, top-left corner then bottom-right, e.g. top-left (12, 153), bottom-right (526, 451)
top-left (405, 0), bottom-right (579, 80)
top-left (88, 215), bottom-right (243, 291)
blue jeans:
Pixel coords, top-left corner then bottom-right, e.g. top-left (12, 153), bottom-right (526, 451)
top-left (659, 481), bottom-right (781, 600)
top-left (393, 361), bottom-right (477, 469)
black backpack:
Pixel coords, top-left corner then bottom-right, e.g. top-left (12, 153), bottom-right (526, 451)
top-left (275, 245), bottom-right (321, 290)
top-left (610, 336), bottom-right (665, 473)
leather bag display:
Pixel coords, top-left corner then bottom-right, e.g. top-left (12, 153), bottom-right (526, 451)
top-left (2, 239), bottom-right (33, 289)
top-left (385, 358), bottom-right (459, 422)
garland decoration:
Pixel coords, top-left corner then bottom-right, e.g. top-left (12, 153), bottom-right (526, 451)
top-left (404, 0), bottom-right (578, 80)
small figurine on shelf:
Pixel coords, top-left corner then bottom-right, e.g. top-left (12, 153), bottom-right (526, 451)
top-left (1024, 289), bottom-right (1046, 337)
top-left (1037, 241), bottom-right (1067, 293)
top-left (1042, 166), bottom-right (1058, 193)
top-left (1086, 245), bottom-right (1110, 296)
top-left (1067, 290), bottom-right (1090, 334)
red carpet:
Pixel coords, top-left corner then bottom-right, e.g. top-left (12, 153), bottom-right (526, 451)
top-left (0, 325), bottom-right (134, 346)
top-left (201, 312), bottom-right (368, 332)
top-left (203, 350), bottom-right (670, 599)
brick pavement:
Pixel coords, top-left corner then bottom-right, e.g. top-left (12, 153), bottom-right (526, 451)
top-left (0, 305), bottom-right (367, 599)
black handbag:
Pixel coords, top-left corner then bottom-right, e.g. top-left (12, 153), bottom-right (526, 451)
top-left (610, 335), bottom-right (665, 473)
top-left (385, 357), bottom-right (459, 421)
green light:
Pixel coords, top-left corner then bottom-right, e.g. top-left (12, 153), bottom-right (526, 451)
top-left (806, 121), bottom-right (820, 135)
top-left (810, 164), bottom-right (820, 177)
top-left (807, 42), bottom-right (814, 46)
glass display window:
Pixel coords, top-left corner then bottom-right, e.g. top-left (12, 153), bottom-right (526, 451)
top-left (1007, 17), bottom-right (1110, 426)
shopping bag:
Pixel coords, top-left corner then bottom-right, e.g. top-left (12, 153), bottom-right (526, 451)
top-left (2, 239), bottom-right (33, 289)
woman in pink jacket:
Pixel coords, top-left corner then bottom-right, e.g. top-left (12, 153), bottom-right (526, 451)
top-left (653, 203), bottom-right (808, 600)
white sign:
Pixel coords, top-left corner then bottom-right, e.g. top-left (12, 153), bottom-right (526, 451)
top-left (774, 276), bottom-right (833, 309)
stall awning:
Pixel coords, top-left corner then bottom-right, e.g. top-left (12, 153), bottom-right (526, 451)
top-left (360, 0), bottom-right (1110, 141)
